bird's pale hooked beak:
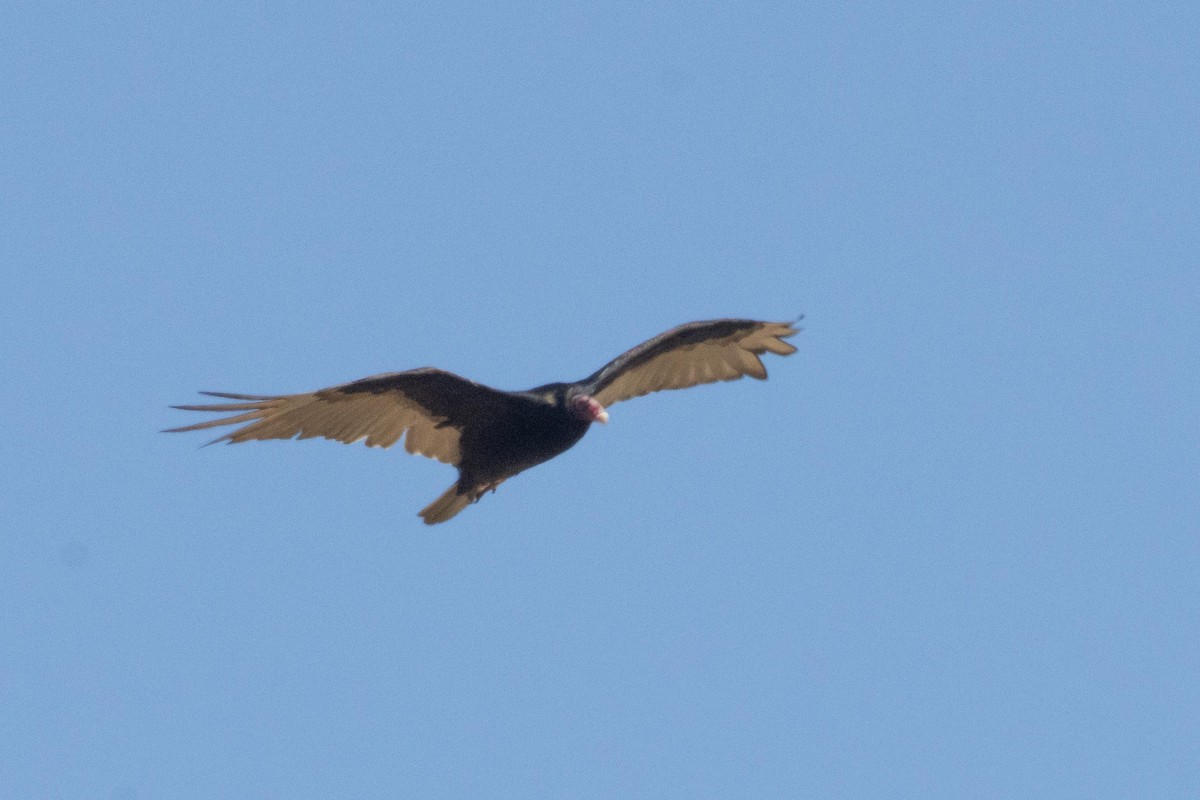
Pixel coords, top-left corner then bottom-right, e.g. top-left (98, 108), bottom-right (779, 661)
top-left (570, 394), bottom-right (609, 424)
top-left (585, 396), bottom-right (609, 424)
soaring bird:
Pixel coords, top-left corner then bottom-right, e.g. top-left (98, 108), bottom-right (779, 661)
top-left (166, 318), bottom-right (800, 524)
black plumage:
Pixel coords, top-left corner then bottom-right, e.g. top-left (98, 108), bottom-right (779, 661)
top-left (165, 318), bottom-right (800, 523)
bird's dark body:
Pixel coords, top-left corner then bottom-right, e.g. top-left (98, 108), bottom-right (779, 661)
top-left (337, 375), bottom-right (589, 489)
top-left (166, 318), bottom-right (800, 523)
top-left (455, 388), bottom-right (589, 488)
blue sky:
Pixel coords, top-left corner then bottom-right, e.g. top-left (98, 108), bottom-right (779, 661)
top-left (3, 3), bottom-right (1198, 798)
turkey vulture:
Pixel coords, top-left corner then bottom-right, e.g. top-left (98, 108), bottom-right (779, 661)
top-left (166, 318), bottom-right (799, 524)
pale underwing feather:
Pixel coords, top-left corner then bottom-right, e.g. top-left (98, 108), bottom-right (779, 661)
top-left (585, 319), bottom-right (799, 407)
top-left (162, 370), bottom-right (492, 466)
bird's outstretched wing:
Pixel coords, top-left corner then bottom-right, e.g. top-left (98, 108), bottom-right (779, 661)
top-left (164, 368), bottom-right (530, 465)
top-left (579, 318), bottom-right (800, 407)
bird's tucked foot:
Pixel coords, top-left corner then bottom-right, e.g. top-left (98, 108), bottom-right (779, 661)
top-left (470, 479), bottom-right (505, 503)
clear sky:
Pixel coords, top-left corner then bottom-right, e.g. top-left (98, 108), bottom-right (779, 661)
top-left (3, 3), bottom-right (1198, 798)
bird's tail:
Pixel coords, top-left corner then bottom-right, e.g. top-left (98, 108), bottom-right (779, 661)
top-left (419, 484), bottom-right (472, 525)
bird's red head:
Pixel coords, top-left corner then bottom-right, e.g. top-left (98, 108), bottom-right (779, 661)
top-left (568, 393), bottom-right (609, 424)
